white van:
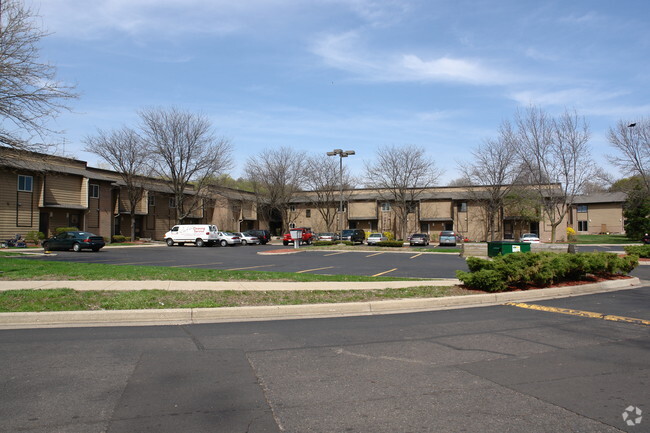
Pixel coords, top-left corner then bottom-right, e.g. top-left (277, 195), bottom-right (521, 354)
top-left (164, 224), bottom-right (219, 247)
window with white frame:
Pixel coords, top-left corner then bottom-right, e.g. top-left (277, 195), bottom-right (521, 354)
top-left (18, 175), bottom-right (33, 192)
top-left (577, 205), bottom-right (588, 213)
top-left (289, 222), bottom-right (296, 229)
top-left (169, 197), bottom-right (177, 208)
top-left (578, 220), bottom-right (588, 232)
top-left (89, 184), bottom-right (99, 199)
top-left (289, 205), bottom-right (296, 212)
top-left (458, 202), bottom-right (467, 212)
top-left (381, 202), bottom-right (391, 211)
top-left (148, 195), bottom-right (156, 207)
top-left (306, 209), bottom-right (311, 218)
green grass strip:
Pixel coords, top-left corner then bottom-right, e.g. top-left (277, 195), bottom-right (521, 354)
top-left (0, 257), bottom-right (416, 282)
top-left (0, 286), bottom-right (464, 312)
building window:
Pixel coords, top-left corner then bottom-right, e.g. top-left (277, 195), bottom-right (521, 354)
top-left (18, 175), bottom-right (33, 192)
top-left (289, 222), bottom-right (296, 229)
top-left (578, 220), bottom-right (588, 232)
top-left (381, 202), bottom-right (391, 212)
top-left (577, 205), bottom-right (588, 213)
top-left (89, 184), bottom-right (99, 199)
top-left (169, 197), bottom-right (176, 208)
top-left (148, 195), bottom-right (156, 207)
top-left (289, 205), bottom-right (296, 212)
top-left (407, 202), bottom-right (417, 213)
top-left (306, 209), bottom-right (311, 218)
top-left (458, 202), bottom-right (467, 212)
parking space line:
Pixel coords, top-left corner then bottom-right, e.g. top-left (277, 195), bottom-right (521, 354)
top-left (505, 302), bottom-right (650, 326)
top-left (296, 266), bottom-right (335, 274)
top-left (366, 252), bottom-right (384, 257)
top-left (372, 268), bottom-right (397, 277)
top-left (225, 265), bottom-right (275, 271)
top-left (170, 262), bottom-right (223, 268)
top-left (409, 253), bottom-right (423, 259)
top-left (324, 252), bottom-right (348, 256)
top-left (120, 260), bottom-right (177, 265)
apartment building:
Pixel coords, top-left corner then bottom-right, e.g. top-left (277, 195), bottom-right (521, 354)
top-left (0, 148), bottom-right (627, 242)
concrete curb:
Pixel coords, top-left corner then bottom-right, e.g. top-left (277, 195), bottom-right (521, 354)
top-left (0, 277), bottom-right (640, 329)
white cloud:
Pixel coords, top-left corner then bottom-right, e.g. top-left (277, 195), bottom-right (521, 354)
top-left (312, 31), bottom-right (517, 86)
top-left (509, 88), bottom-right (628, 108)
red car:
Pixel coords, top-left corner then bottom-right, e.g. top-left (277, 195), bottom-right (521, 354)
top-left (282, 227), bottom-right (314, 246)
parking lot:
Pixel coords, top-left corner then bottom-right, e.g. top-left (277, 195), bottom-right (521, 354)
top-left (28, 244), bottom-right (468, 279)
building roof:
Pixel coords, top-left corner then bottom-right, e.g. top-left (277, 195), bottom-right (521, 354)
top-left (573, 192), bottom-right (627, 204)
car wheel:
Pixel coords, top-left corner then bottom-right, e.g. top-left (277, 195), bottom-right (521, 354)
top-left (283, 241), bottom-right (289, 246)
top-left (220, 240), bottom-right (228, 247)
top-left (241, 240), bottom-right (247, 245)
top-left (72, 242), bottom-right (81, 252)
top-left (195, 238), bottom-right (205, 247)
top-left (166, 238), bottom-right (174, 246)
top-left (42, 242), bottom-right (49, 251)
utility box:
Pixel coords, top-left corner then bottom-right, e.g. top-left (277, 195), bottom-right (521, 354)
top-left (487, 241), bottom-right (531, 257)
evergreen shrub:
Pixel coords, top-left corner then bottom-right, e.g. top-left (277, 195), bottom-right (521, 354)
top-left (457, 252), bottom-right (638, 292)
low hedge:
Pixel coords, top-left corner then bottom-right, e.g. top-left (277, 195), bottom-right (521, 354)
top-left (311, 241), bottom-right (355, 246)
top-left (457, 251), bottom-right (638, 292)
top-left (624, 244), bottom-right (650, 258)
top-left (111, 235), bottom-right (128, 243)
top-left (375, 241), bottom-right (404, 248)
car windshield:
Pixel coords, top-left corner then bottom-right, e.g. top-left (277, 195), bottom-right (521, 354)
top-left (412, 234), bottom-right (425, 238)
top-left (440, 231), bottom-right (455, 236)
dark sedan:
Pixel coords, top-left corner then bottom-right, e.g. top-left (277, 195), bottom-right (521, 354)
top-left (42, 231), bottom-right (106, 252)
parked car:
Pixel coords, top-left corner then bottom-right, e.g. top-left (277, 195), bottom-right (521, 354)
top-left (519, 233), bottom-right (541, 243)
top-left (366, 233), bottom-right (388, 245)
top-left (283, 227), bottom-right (314, 246)
top-left (217, 232), bottom-right (242, 246)
top-left (42, 231), bottom-right (105, 252)
top-left (164, 224), bottom-right (219, 247)
top-left (236, 232), bottom-right (260, 245)
top-left (341, 229), bottom-right (365, 244)
top-left (439, 230), bottom-right (457, 246)
top-left (409, 233), bottom-right (430, 246)
top-left (317, 232), bottom-right (339, 242)
top-left (244, 230), bottom-right (271, 245)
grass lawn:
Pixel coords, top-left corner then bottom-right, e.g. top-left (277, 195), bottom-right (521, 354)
top-left (0, 286), bottom-right (467, 312)
top-left (576, 234), bottom-right (638, 244)
top-left (0, 257), bottom-right (416, 282)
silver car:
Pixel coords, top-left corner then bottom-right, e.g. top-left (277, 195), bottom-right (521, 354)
top-left (217, 232), bottom-right (242, 247)
top-left (235, 232), bottom-right (260, 245)
top-left (366, 233), bottom-right (387, 245)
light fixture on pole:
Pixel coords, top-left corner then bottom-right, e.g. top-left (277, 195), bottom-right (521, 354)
top-left (327, 149), bottom-right (355, 234)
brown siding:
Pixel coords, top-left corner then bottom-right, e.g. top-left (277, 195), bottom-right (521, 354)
top-left (0, 172), bottom-right (40, 238)
top-left (349, 201), bottom-right (377, 219)
top-left (44, 175), bottom-right (84, 206)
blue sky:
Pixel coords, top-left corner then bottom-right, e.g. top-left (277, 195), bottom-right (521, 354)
top-left (35, 0), bottom-right (650, 184)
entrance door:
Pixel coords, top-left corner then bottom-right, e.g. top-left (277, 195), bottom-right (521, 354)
top-left (39, 212), bottom-right (50, 237)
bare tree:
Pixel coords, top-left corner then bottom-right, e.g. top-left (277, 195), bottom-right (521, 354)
top-left (139, 107), bottom-right (232, 223)
top-left (608, 118), bottom-right (650, 192)
top-left (83, 127), bottom-right (149, 241)
top-left (304, 155), bottom-right (355, 232)
top-left (244, 147), bottom-right (306, 233)
top-left (513, 106), bottom-right (595, 242)
top-left (0, 0), bottom-right (77, 151)
top-left (459, 122), bottom-right (520, 240)
top-left (365, 144), bottom-right (441, 239)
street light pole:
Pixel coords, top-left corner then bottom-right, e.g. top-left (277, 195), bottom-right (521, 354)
top-left (327, 149), bottom-right (355, 235)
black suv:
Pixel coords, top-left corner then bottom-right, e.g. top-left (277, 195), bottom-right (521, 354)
top-left (244, 229), bottom-right (271, 245)
top-left (341, 229), bottom-right (365, 244)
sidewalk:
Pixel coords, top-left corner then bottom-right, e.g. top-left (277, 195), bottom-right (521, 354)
top-left (0, 277), bottom-right (641, 329)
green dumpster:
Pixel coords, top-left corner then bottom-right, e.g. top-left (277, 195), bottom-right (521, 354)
top-left (487, 241), bottom-right (531, 257)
